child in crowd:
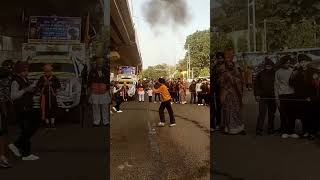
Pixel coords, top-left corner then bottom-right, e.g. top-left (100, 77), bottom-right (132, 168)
top-left (147, 88), bottom-right (153, 102)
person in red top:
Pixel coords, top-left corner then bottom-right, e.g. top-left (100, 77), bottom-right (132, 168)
top-left (37, 64), bottom-right (61, 129)
top-left (137, 80), bottom-right (145, 102)
top-left (153, 78), bottom-right (176, 127)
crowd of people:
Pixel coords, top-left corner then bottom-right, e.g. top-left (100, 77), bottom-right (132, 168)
top-left (254, 54), bottom-right (320, 139)
top-left (212, 51), bottom-right (320, 140)
top-left (109, 77), bottom-right (211, 113)
top-left (0, 60), bottom-right (60, 167)
top-left (0, 56), bottom-right (112, 168)
top-left (137, 78), bottom-right (210, 105)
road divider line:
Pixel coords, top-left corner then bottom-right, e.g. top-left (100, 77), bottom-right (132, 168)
top-left (144, 103), bottom-right (168, 180)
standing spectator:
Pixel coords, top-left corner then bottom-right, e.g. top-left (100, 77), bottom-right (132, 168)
top-left (246, 65), bottom-right (253, 91)
top-left (37, 64), bottom-right (61, 129)
top-left (113, 81), bottom-right (123, 113)
top-left (147, 87), bottom-right (153, 102)
top-left (189, 80), bottom-right (197, 104)
top-left (0, 61), bottom-right (14, 168)
top-left (8, 62), bottom-right (40, 161)
top-left (201, 79), bottom-right (210, 106)
top-left (306, 70), bottom-right (320, 139)
top-left (213, 52), bottom-right (225, 129)
top-left (179, 79), bottom-right (187, 104)
top-left (220, 62), bottom-right (245, 135)
top-left (174, 80), bottom-right (180, 103)
top-left (275, 55), bottom-right (297, 139)
top-left (137, 80), bottom-right (145, 102)
top-left (121, 82), bottom-right (129, 102)
top-left (289, 55), bottom-right (314, 139)
top-left (169, 80), bottom-right (175, 103)
top-left (196, 79), bottom-right (203, 105)
top-left (88, 57), bottom-right (110, 126)
top-left (154, 81), bottom-right (161, 103)
top-left (153, 78), bottom-right (176, 127)
top-left (254, 58), bottom-right (276, 136)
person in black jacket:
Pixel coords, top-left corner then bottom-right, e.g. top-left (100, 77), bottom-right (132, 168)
top-left (254, 57), bottom-right (276, 135)
top-left (200, 79), bottom-right (210, 106)
top-left (8, 62), bottom-right (39, 161)
top-left (154, 81), bottom-right (161, 103)
top-left (212, 52), bottom-right (225, 129)
top-left (0, 60), bottom-right (14, 168)
top-left (189, 80), bottom-right (196, 104)
top-left (289, 54), bottom-right (315, 139)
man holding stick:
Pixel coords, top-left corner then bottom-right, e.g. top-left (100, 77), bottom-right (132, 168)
top-left (254, 57), bottom-right (276, 136)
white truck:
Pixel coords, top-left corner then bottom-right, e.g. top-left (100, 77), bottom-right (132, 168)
top-left (22, 43), bottom-right (86, 118)
top-left (116, 66), bottom-right (138, 99)
top-left (117, 74), bottom-right (137, 98)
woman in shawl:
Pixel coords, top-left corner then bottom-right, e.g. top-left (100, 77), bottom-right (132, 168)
top-left (220, 61), bottom-right (245, 135)
top-left (37, 64), bottom-right (61, 129)
top-left (121, 82), bottom-right (129, 101)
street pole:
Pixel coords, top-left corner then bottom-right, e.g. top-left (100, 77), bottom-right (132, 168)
top-left (264, 19), bottom-right (267, 52)
top-left (252, 0), bottom-right (256, 52)
top-left (188, 44), bottom-right (191, 80)
top-left (192, 68), bottom-right (194, 79)
top-left (314, 20), bottom-right (317, 47)
top-left (247, 0), bottom-right (251, 52)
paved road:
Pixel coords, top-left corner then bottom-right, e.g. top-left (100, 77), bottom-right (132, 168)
top-left (0, 107), bottom-right (108, 180)
top-left (213, 91), bottom-right (320, 180)
top-left (110, 101), bottom-right (210, 180)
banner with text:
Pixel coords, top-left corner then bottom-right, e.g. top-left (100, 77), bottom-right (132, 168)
top-left (28, 16), bottom-right (81, 43)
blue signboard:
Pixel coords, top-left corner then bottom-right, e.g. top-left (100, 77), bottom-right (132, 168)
top-left (28, 16), bottom-right (81, 43)
top-left (118, 66), bottom-right (136, 75)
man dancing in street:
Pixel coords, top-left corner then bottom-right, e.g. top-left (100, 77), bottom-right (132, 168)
top-left (8, 62), bottom-right (39, 161)
top-left (153, 78), bottom-right (176, 127)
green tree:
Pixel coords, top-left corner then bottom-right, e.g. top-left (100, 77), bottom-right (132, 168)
top-left (177, 59), bottom-right (187, 72)
top-left (285, 20), bottom-right (316, 48)
top-left (184, 30), bottom-right (210, 70)
top-left (211, 31), bottom-right (234, 54)
top-left (198, 67), bottom-right (210, 77)
top-left (140, 64), bottom-right (169, 79)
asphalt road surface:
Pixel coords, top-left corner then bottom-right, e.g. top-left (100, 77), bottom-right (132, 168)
top-left (213, 90), bottom-right (320, 180)
top-left (110, 100), bottom-right (210, 180)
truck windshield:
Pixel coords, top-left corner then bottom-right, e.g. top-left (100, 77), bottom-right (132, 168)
top-left (29, 63), bottom-right (75, 73)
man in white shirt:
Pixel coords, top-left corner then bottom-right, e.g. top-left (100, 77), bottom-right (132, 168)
top-left (196, 79), bottom-right (202, 105)
top-left (274, 55), bottom-right (298, 139)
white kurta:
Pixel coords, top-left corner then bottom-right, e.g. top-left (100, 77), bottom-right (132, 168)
top-left (89, 93), bottom-right (111, 105)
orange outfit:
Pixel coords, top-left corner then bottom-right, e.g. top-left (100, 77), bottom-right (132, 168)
top-left (153, 84), bottom-right (171, 102)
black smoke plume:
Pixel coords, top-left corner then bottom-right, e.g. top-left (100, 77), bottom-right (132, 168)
top-left (142, 0), bottom-right (190, 29)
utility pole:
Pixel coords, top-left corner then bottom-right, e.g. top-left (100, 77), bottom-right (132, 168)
top-left (188, 44), bottom-right (191, 80)
top-left (248, 0), bottom-right (256, 52)
top-left (252, 0), bottom-right (256, 52)
top-left (314, 20), bottom-right (317, 47)
top-left (192, 68), bottom-right (194, 79)
top-left (247, 0), bottom-right (251, 52)
top-left (264, 19), bottom-right (267, 52)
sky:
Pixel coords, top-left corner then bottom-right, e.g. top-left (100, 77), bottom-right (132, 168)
top-left (129, 0), bottom-right (210, 69)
